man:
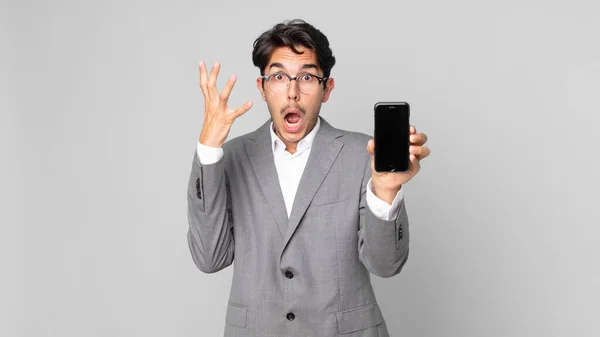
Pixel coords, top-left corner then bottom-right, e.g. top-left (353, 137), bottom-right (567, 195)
top-left (187, 19), bottom-right (430, 337)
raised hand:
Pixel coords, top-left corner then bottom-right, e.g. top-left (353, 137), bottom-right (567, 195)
top-left (198, 61), bottom-right (253, 148)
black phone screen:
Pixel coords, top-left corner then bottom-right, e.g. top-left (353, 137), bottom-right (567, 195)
top-left (374, 102), bottom-right (410, 172)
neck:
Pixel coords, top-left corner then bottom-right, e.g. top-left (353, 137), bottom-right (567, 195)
top-left (276, 132), bottom-right (298, 154)
top-left (285, 145), bottom-right (297, 154)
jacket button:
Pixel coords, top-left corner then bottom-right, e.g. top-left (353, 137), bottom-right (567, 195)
top-left (285, 271), bottom-right (294, 279)
top-left (195, 178), bottom-right (201, 199)
top-left (286, 313), bottom-right (295, 321)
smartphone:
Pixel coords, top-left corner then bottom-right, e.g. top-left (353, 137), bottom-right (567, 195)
top-left (374, 102), bottom-right (410, 172)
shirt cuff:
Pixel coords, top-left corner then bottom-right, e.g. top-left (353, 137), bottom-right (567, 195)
top-left (196, 141), bottom-right (224, 165)
top-left (366, 178), bottom-right (404, 221)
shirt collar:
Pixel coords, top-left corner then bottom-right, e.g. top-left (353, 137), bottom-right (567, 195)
top-left (270, 117), bottom-right (321, 155)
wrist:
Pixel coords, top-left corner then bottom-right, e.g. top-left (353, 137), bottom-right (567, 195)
top-left (372, 181), bottom-right (401, 205)
top-left (199, 134), bottom-right (223, 148)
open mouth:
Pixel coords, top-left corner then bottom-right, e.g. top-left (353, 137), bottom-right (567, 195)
top-left (283, 110), bottom-right (302, 133)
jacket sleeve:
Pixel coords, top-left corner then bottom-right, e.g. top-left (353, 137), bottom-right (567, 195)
top-left (186, 149), bottom-right (234, 273)
top-left (357, 158), bottom-right (410, 278)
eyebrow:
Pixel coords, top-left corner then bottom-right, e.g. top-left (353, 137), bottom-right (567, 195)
top-left (269, 62), bottom-right (319, 72)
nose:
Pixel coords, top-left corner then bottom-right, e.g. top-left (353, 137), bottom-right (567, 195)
top-left (287, 79), bottom-right (300, 101)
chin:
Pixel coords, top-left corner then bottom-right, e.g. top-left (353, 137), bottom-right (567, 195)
top-left (282, 132), bottom-right (303, 143)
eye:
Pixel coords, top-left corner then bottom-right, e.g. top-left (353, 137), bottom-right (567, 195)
top-left (273, 73), bottom-right (285, 81)
top-left (300, 74), bottom-right (314, 81)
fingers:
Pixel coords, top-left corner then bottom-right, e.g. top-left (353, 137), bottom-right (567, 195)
top-left (218, 75), bottom-right (237, 109)
top-left (207, 61), bottom-right (221, 102)
top-left (199, 60), bottom-right (242, 111)
top-left (410, 145), bottom-right (431, 160)
top-left (233, 100), bottom-right (254, 119)
top-left (410, 132), bottom-right (428, 146)
top-left (409, 153), bottom-right (421, 172)
top-left (409, 126), bottom-right (429, 148)
top-left (199, 61), bottom-right (209, 99)
top-left (409, 128), bottom-right (430, 159)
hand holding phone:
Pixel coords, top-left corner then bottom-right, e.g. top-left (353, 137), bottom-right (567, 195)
top-left (374, 102), bottom-right (410, 172)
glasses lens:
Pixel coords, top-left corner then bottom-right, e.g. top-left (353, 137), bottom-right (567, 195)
top-left (268, 74), bottom-right (288, 93)
top-left (297, 74), bottom-right (319, 94)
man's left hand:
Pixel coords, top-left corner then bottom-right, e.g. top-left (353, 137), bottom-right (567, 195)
top-left (367, 125), bottom-right (430, 205)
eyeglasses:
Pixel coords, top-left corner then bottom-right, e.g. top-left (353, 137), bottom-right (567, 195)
top-left (260, 72), bottom-right (328, 94)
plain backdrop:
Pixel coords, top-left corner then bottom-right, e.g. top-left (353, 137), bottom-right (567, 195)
top-left (3, 0), bottom-right (600, 336)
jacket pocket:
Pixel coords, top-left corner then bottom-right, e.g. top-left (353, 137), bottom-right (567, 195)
top-left (225, 302), bottom-right (247, 328)
top-left (336, 303), bottom-right (384, 334)
top-left (304, 197), bottom-right (351, 220)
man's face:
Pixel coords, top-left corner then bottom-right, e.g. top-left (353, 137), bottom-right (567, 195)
top-left (256, 46), bottom-right (335, 152)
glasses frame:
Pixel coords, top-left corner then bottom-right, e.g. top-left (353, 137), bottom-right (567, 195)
top-left (260, 72), bottom-right (329, 94)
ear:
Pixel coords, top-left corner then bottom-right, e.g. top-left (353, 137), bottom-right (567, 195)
top-left (256, 77), bottom-right (267, 101)
top-left (322, 78), bottom-right (335, 103)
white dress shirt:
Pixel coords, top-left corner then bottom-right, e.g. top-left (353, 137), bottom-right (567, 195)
top-left (196, 118), bottom-right (403, 220)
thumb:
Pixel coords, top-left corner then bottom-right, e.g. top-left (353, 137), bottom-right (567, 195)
top-left (367, 139), bottom-right (376, 172)
top-left (366, 139), bottom-right (375, 155)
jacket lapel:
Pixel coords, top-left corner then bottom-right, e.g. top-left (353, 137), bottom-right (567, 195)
top-left (246, 120), bottom-right (288, 238)
top-left (281, 117), bottom-right (344, 255)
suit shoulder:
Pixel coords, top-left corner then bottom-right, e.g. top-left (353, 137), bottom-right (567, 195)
top-left (337, 129), bottom-right (372, 148)
top-left (221, 133), bottom-right (252, 159)
top-left (222, 134), bottom-right (247, 149)
top-left (222, 120), bottom-right (270, 155)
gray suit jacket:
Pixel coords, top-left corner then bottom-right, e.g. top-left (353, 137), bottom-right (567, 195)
top-left (187, 117), bottom-right (410, 337)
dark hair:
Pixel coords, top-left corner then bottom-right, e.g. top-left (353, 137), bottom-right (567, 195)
top-left (252, 19), bottom-right (336, 87)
